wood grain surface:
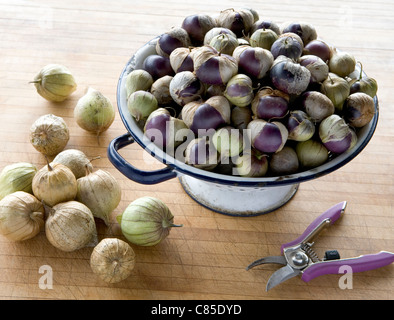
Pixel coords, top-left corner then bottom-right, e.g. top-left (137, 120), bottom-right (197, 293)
top-left (0, 0), bottom-right (393, 300)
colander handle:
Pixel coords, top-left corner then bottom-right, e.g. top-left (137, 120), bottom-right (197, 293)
top-left (107, 133), bottom-right (177, 184)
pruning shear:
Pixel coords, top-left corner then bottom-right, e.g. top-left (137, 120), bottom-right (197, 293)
top-left (246, 201), bottom-right (394, 291)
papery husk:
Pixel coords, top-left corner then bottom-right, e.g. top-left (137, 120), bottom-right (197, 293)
top-left (281, 22), bottom-right (317, 45)
top-left (52, 149), bottom-right (94, 179)
top-left (117, 196), bottom-right (182, 247)
top-left (45, 200), bottom-right (98, 252)
top-left (348, 128), bottom-right (358, 150)
top-left (348, 63), bottom-right (378, 98)
top-left (343, 92), bottom-right (375, 128)
top-left (234, 149), bottom-right (268, 177)
top-left (151, 75), bottom-right (174, 105)
top-left (0, 191), bottom-right (44, 241)
top-left (241, 7), bottom-right (259, 23)
top-left (144, 108), bottom-right (189, 151)
top-left (231, 105), bottom-right (252, 130)
top-left (249, 28), bottom-right (278, 50)
top-left (182, 14), bottom-right (217, 45)
top-left (204, 95), bottom-right (231, 123)
top-left (278, 32), bottom-right (304, 48)
top-left (169, 47), bottom-right (195, 73)
top-left (30, 114), bottom-right (70, 157)
top-left (74, 87), bottom-right (115, 139)
top-left (193, 45), bottom-right (238, 85)
top-left (329, 48), bottom-right (356, 77)
top-left (269, 146), bottom-right (299, 175)
top-left (320, 73), bottom-right (350, 111)
top-left (30, 64), bottom-right (77, 102)
top-left (127, 90), bottom-right (158, 122)
top-left (251, 19), bottom-right (281, 35)
top-left (224, 74), bottom-right (254, 107)
top-left (296, 140), bottom-right (328, 168)
top-left (180, 100), bottom-right (201, 128)
top-left (216, 8), bottom-right (254, 37)
top-left (203, 27), bottom-right (237, 45)
top-left (247, 119), bottom-right (288, 153)
top-left (209, 33), bottom-right (239, 55)
top-left (125, 69), bottom-right (153, 99)
top-left (233, 45), bottom-right (274, 79)
top-left (287, 110), bottom-right (315, 142)
top-left (302, 91), bottom-right (335, 123)
top-left (319, 114), bottom-right (352, 154)
top-left (251, 87), bottom-right (290, 118)
top-left (181, 96), bottom-right (231, 134)
top-left (299, 55), bottom-right (329, 83)
top-left (156, 27), bottom-right (191, 57)
top-left (270, 56), bottom-right (310, 95)
top-left (349, 75), bottom-right (378, 98)
top-left (169, 71), bottom-right (205, 106)
top-left (76, 169), bottom-right (121, 226)
top-left (212, 126), bottom-right (243, 158)
top-left (185, 137), bottom-right (219, 171)
top-left (0, 162), bottom-right (37, 200)
top-left (32, 162), bottom-right (77, 207)
top-left (90, 238), bottom-right (136, 284)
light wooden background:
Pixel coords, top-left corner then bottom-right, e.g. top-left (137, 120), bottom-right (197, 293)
top-left (0, 0), bottom-right (393, 300)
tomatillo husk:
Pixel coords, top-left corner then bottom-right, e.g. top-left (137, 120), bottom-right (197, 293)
top-left (319, 114), bottom-right (352, 154)
top-left (117, 196), bottom-right (182, 246)
top-left (0, 162), bottom-right (37, 200)
top-left (52, 149), bottom-right (100, 179)
top-left (76, 169), bottom-right (121, 226)
top-left (90, 238), bottom-right (136, 284)
top-left (30, 64), bottom-right (77, 102)
top-left (74, 87), bottom-right (115, 142)
top-left (296, 139), bottom-right (328, 168)
top-left (127, 90), bottom-right (158, 122)
top-left (30, 114), bottom-right (69, 157)
top-left (125, 69), bottom-right (153, 99)
top-left (320, 73), bottom-right (350, 111)
top-left (45, 200), bottom-right (98, 252)
top-left (212, 126), bottom-right (243, 159)
top-left (343, 92), bottom-right (375, 128)
top-left (52, 149), bottom-right (95, 179)
top-left (32, 162), bottom-right (77, 207)
top-left (329, 48), bottom-right (356, 77)
top-left (234, 149), bottom-right (268, 177)
top-left (224, 74), bottom-right (254, 107)
top-left (0, 191), bottom-right (44, 241)
top-left (269, 146), bottom-right (299, 175)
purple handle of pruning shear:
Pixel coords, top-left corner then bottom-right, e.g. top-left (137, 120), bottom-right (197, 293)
top-left (301, 251), bottom-right (394, 282)
top-left (281, 201), bottom-right (347, 254)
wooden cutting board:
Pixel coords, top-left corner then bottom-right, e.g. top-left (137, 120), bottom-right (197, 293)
top-left (0, 0), bottom-right (393, 301)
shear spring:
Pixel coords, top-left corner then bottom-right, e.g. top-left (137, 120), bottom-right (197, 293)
top-left (301, 243), bottom-right (320, 263)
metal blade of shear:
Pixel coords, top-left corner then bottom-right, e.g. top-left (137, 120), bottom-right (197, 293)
top-left (246, 256), bottom-right (287, 270)
top-left (266, 265), bottom-right (301, 291)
